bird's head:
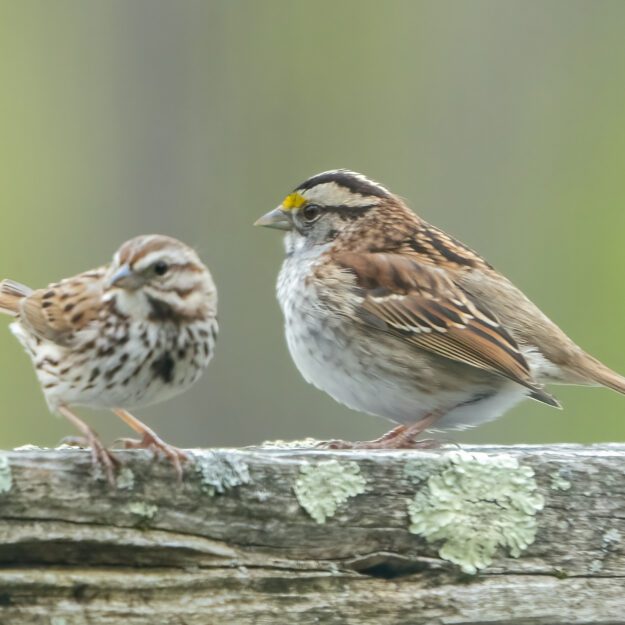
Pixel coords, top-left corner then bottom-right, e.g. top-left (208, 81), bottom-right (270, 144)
top-left (105, 234), bottom-right (217, 322)
top-left (255, 169), bottom-right (408, 255)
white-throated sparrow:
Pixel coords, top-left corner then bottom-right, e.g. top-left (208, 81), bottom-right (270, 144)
top-left (255, 169), bottom-right (625, 448)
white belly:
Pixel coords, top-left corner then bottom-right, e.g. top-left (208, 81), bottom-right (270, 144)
top-left (277, 254), bottom-right (530, 431)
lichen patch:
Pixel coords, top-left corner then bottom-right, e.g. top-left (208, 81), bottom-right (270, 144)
top-left (603, 528), bottom-right (621, 547)
top-left (260, 438), bottom-right (320, 448)
top-left (125, 502), bottom-right (158, 519)
top-left (193, 451), bottom-right (250, 496)
top-left (407, 450), bottom-right (544, 574)
top-left (0, 454), bottom-right (12, 493)
top-left (402, 459), bottom-right (431, 484)
top-left (549, 470), bottom-right (571, 491)
top-left (294, 460), bottom-right (366, 524)
top-left (116, 467), bottom-right (135, 490)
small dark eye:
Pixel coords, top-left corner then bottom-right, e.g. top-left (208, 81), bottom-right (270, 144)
top-left (153, 261), bottom-right (169, 276)
top-left (302, 204), bottom-right (322, 222)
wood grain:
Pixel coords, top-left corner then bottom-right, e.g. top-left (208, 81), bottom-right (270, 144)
top-left (0, 444), bottom-right (623, 624)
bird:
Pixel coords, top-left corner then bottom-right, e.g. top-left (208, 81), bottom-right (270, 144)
top-left (255, 169), bottom-right (625, 448)
top-left (0, 234), bottom-right (218, 482)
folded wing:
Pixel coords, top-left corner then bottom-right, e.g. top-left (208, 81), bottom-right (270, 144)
top-left (19, 271), bottom-right (105, 346)
top-left (334, 251), bottom-right (559, 407)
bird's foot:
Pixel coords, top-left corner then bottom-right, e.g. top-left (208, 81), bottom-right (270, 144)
top-left (318, 434), bottom-right (442, 450)
top-left (116, 432), bottom-right (187, 483)
top-left (57, 405), bottom-right (119, 486)
top-left (316, 413), bottom-right (445, 450)
top-left (60, 434), bottom-right (118, 486)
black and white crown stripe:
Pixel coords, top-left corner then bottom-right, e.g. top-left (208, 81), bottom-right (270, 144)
top-left (295, 169), bottom-right (391, 200)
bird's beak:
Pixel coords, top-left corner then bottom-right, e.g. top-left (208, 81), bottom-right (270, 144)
top-left (254, 206), bottom-right (293, 231)
top-left (107, 265), bottom-right (143, 290)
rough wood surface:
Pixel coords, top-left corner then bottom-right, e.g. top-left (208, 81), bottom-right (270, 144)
top-left (0, 444), bottom-right (624, 624)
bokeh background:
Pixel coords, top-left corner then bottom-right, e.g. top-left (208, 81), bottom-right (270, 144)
top-left (1, 0), bottom-right (624, 449)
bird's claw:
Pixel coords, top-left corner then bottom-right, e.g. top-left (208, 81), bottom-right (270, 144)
top-left (115, 433), bottom-right (187, 483)
top-left (60, 435), bottom-right (118, 485)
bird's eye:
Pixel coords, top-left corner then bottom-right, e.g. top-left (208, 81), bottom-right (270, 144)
top-left (302, 204), bottom-right (322, 222)
top-left (153, 261), bottom-right (169, 276)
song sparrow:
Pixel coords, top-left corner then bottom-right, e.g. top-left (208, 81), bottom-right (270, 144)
top-left (0, 234), bottom-right (218, 482)
top-left (255, 169), bottom-right (625, 448)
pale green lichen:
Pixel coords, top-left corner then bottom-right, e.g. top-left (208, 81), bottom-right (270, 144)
top-left (193, 451), bottom-right (250, 495)
top-left (589, 528), bottom-right (622, 574)
top-left (407, 450), bottom-right (544, 574)
top-left (116, 467), bottom-right (135, 490)
top-left (549, 471), bottom-right (571, 491)
top-left (0, 454), bottom-right (12, 493)
top-left (402, 459), bottom-right (431, 483)
top-left (260, 438), bottom-right (320, 448)
top-left (125, 502), bottom-right (158, 520)
top-left (294, 460), bottom-right (366, 524)
top-left (603, 528), bottom-right (621, 547)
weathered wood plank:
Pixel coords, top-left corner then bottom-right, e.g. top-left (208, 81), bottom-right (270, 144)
top-left (0, 444), bottom-right (623, 624)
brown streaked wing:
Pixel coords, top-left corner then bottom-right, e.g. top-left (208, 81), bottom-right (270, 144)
top-left (19, 268), bottom-right (106, 346)
top-left (334, 251), bottom-right (551, 398)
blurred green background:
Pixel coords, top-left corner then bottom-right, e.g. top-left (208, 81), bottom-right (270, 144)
top-left (0, 0), bottom-right (624, 449)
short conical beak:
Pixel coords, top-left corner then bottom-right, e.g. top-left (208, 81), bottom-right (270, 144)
top-left (107, 265), bottom-right (143, 290)
top-left (254, 207), bottom-right (292, 231)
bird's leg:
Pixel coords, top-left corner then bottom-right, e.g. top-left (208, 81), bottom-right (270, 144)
top-left (318, 411), bottom-right (444, 450)
top-left (112, 408), bottom-right (187, 482)
top-left (58, 405), bottom-right (118, 485)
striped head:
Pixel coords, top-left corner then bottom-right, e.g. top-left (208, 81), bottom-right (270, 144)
top-left (105, 235), bottom-right (217, 322)
top-left (255, 169), bottom-right (400, 253)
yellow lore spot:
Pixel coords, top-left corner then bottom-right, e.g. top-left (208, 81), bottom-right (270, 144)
top-left (282, 192), bottom-right (306, 211)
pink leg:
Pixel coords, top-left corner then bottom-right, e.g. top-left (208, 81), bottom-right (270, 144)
top-left (58, 405), bottom-right (118, 485)
top-left (318, 412), bottom-right (444, 450)
top-left (113, 408), bottom-right (188, 482)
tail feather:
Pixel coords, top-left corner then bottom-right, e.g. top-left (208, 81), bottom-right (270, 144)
top-left (576, 353), bottom-right (625, 395)
top-left (587, 361), bottom-right (625, 395)
top-left (0, 279), bottom-right (31, 316)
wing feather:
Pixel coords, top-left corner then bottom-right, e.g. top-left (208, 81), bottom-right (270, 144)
top-left (334, 251), bottom-right (557, 405)
top-left (18, 269), bottom-right (106, 346)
